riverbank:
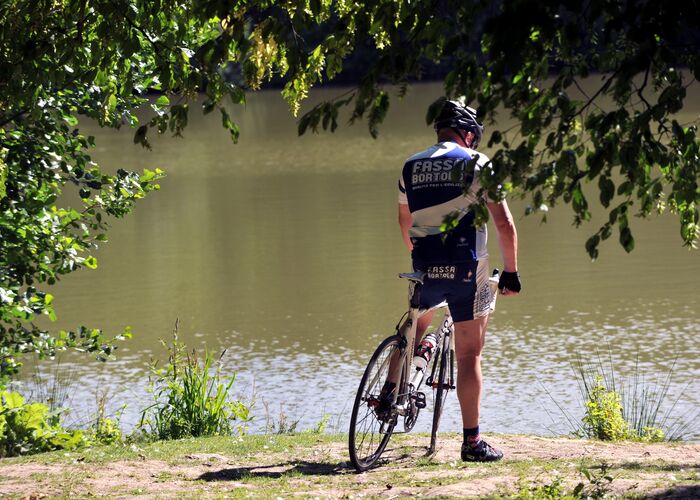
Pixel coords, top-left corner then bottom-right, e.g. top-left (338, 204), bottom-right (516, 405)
top-left (1, 433), bottom-right (697, 498)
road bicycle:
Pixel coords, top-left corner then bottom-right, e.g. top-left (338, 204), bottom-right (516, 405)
top-left (348, 269), bottom-right (499, 472)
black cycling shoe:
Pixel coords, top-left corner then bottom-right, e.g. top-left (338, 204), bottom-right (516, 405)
top-left (461, 439), bottom-right (504, 462)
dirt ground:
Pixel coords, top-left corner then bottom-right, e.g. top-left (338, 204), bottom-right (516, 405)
top-left (1, 434), bottom-right (698, 498)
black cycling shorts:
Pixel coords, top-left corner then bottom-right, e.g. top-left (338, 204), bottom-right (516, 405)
top-left (414, 259), bottom-right (494, 322)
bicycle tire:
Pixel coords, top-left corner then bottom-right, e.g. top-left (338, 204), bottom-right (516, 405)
top-left (348, 335), bottom-right (404, 471)
top-left (429, 341), bottom-right (452, 454)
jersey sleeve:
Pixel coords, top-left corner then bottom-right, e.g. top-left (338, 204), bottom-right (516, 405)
top-left (398, 178), bottom-right (408, 204)
top-left (470, 152), bottom-right (500, 203)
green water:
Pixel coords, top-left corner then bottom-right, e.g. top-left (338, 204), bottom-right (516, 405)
top-left (27, 83), bottom-right (699, 437)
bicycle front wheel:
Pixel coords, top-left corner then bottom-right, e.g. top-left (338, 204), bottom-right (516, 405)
top-left (348, 335), bottom-right (404, 471)
top-left (429, 342), bottom-right (452, 454)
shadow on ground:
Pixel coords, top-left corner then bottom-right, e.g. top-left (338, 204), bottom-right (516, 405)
top-left (198, 460), bottom-right (350, 481)
top-left (617, 461), bottom-right (700, 472)
top-left (646, 485), bottom-right (700, 499)
top-left (197, 442), bottom-right (431, 482)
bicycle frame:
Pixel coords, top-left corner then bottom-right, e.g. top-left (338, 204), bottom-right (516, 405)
top-left (387, 274), bottom-right (455, 419)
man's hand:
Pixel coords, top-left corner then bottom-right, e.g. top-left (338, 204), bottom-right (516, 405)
top-left (498, 271), bottom-right (521, 295)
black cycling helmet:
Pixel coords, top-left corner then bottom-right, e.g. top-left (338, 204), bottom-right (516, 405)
top-left (433, 99), bottom-right (484, 148)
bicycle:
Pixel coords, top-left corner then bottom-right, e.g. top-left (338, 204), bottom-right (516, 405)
top-left (348, 269), bottom-right (499, 472)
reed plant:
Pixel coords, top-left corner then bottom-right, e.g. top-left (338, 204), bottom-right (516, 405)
top-left (138, 322), bottom-right (250, 440)
top-left (549, 350), bottom-right (696, 442)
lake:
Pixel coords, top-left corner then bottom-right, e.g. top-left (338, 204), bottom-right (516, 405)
top-left (23, 82), bottom-right (700, 439)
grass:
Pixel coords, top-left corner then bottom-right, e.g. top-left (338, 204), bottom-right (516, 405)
top-left (1, 432), bottom-right (697, 498)
top-left (138, 321), bottom-right (251, 441)
top-left (0, 432), bottom-right (340, 466)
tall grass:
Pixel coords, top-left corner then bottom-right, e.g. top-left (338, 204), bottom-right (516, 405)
top-left (548, 349), bottom-right (697, 441)
top-left (138, 321), bottom-right (251, 440)
top-left (13, 356), bottom-right (79, 416)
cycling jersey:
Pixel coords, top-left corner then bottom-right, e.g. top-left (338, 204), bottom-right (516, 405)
top-left (398, 141), bottom-right (492, 263)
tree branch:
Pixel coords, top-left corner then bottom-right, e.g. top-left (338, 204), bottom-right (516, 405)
top-left (0, 110), bottom-right (28, 129)
top-left (573, 68), bottom-right (621, 117)
top-left (635, 64), bottom-right (651, 110)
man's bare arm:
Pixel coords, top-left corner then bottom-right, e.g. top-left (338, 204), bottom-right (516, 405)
top-left (398, 203), bottom-right (413, 252)
top-left (487, 200), bottom-right (518, 274)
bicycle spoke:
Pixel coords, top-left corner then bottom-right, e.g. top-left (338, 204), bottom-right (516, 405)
top-left (349, 336), bottom-right (402, 471)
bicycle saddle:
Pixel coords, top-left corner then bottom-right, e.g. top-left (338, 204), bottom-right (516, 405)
top-left (398, 271), bottom-right (425, 284)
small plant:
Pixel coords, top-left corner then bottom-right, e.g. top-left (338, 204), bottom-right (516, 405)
top-left (515, 463), bottom-right (613, 499)
top-left (263, 401), bottom-right (300, 434)
top-left (88, 390), bottom-right (124, 445)
top-left (312, 413), bottom-right (331, 434)
top-left (517, 478), bottom-right (566, 500)
top-left (581, 376), bottom-right (630, 441)
top-left (0, 390), bottom-right (86, 457)
top-left (138, 322), bottom-right (250, 440)
top-left (574, 463), bottom-right (614, 499)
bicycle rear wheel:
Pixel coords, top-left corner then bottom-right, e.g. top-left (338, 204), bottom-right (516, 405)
top-left (349, 335), bottom-right (403, 471)
top-left (429, 341), bottom-right (452, 454)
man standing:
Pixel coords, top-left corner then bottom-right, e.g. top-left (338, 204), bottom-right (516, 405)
top-left (398, 98), bottom-right (521, 462)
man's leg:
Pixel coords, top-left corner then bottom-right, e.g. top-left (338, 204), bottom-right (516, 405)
top-left (415, 310), bottom-right (435, 353)
top-left (453, 316), bottom-right (488, 428)
top-left (454, 315), bottom-right (503, 461)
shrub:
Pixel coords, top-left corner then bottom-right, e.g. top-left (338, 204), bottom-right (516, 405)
top-left (581, 377), bottom-right (630, 441)
top-left (138, 327), bottom-right (250, 440)
top-left (0, 390), bottom-right (86, 457)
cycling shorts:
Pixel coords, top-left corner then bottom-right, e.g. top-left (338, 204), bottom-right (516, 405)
top-left (413, 259), bottom-right (495, 322)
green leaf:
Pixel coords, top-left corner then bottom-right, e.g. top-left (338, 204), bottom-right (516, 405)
top-left (156, 95), bottom-right (170, 108)
top-left (586, 234), bottom-right (600, 260)
top-left (3, 391), bottom-right (25, 409)
top-left (64, 114), bottom-right (79, 126)
top-left (598, 176), bottom-right (615, 208)
top-left (220, 108), bottom-right (240, 143)
top-left (619, 226), bottom-right (635, 253)
top-left (425, 97), bottom-right (446, 126)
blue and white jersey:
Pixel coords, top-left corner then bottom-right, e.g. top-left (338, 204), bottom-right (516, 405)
top-left (398, 141), bottom-right (491, 263)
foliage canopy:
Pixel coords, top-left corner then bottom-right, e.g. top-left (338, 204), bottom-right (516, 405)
top-left (1, 0), bottom-right (699, 379)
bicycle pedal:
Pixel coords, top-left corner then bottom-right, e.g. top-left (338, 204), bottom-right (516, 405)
top-left (414, 391), bottom-right (427, 409)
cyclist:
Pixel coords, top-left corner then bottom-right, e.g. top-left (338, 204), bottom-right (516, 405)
top-left (398, 98), bottom-right (521, 462)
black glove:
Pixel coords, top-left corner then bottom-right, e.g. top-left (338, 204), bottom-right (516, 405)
top-left (498, 271), bottom-right (521, 293)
